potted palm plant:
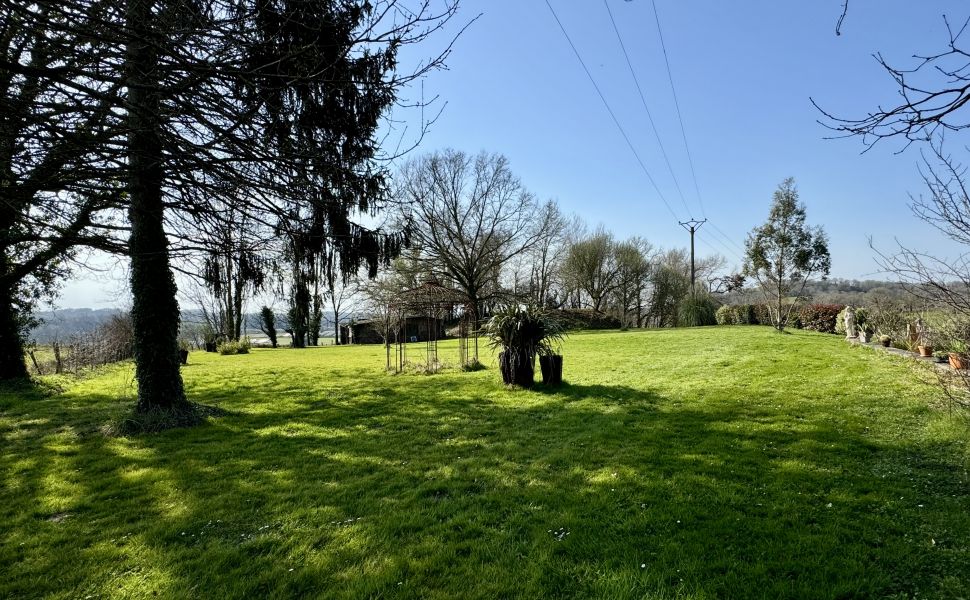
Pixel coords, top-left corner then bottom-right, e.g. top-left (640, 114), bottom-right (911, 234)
top-left (483, 305), bottom-right (566, 388)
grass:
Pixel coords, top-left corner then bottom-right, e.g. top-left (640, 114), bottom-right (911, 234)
top-left (1, 327), bottom-right (968, 599)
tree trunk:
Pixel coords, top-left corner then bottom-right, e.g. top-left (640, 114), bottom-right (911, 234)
top-left (0, 283), bottom-right (28, 380)
top-left (126, 0), bottom-right (188, 413)
top-left (468, 295), bottom-right (480, 362)
top-left (291, 276), bottom-right (308, 348)
top-left (775, 286), bottom-right (784, 331)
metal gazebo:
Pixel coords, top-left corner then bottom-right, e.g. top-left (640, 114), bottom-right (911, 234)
top-left (389, 277), bottom-right (469, 373)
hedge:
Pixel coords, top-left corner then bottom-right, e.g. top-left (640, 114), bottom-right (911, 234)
top-left (798, 304), bottom-right (845, 334)
top-left (553, 309), bottom-right (621, 330)
top-left (714, 303), bottom-right (812, 329)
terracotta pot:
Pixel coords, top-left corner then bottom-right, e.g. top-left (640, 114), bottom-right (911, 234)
top-left (949, 352), bottom-right (969, 370)
top-left (917, 345), bottom-right (934, 358)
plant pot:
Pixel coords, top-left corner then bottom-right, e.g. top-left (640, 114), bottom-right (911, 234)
top-left (858, 332), bottom-right (872, 343)
top-left (539, 354), bottom-right (563, 386)
top-left (880, 338), bottom-right (892, 347)
top-left (498, 349), bottom-right (535, 388)
top-left (917, 345), bottom-right (934, 358)
top-left (178, 349), bottom-right (189, 365)
top-left (949, 352), bottom-right (969, 370)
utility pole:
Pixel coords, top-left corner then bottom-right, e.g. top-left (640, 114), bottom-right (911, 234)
top-left (679, 219), bottom-right (707, 297)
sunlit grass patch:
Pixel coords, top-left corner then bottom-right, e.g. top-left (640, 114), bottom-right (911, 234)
top-left (0, 327), bottom-right (968, 598)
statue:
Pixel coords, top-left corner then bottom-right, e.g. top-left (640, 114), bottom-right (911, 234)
top-left (914, 317), bottom-right (926, 344)
top-left (844, 305), bottom-right (857, 340)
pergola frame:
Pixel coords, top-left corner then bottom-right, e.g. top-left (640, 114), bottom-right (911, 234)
top-left (388, 278), bottom-right (470, 373)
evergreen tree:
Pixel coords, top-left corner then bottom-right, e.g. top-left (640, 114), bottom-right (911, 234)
top-left (3, 0), bottom-right (461, 424)
top-left (743, 178), bottom-right (831, 331)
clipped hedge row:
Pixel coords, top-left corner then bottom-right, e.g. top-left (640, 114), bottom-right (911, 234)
top-left (553, 309), bottom-right (622, 331)
top-left (716, 303), bottom-right (774, 326)
top-left (715, 302), bottom-right (846, 333)
top-left (798, 304), bottom-right (845, 334)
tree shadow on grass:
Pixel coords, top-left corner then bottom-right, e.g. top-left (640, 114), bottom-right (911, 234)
top-left (1, 374), bottom-right (968, 599)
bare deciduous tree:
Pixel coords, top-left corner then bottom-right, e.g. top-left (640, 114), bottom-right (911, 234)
top-left (612, 237), bottom-right (653, 327)
top-left (561, 229), bottom-right (619, 313)
top-left (397, 149), bottom-right (544, 359)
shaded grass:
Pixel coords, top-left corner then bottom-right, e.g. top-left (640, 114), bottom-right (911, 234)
top-left (1, 327), bottom-right (968, 599)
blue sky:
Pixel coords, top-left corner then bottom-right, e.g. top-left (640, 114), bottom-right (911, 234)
top-left (60, 0), bottom-right (969, 307)
top-left (394, 0), bottom-right (968, 272)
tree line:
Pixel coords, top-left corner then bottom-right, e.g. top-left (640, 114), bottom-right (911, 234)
top-left (1, 0), bottom-right (464, 427)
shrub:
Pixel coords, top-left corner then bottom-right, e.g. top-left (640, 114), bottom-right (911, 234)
top-left (716, 304), bottom-right (762, 326)
top-left (553, 309), bottom-right (621, 330)
top-left (217, 341), bottom-right (238, 355)
top-left (799, 304), bottom-right (845, 334)
top-left (752, 304), bottom-right (772, 326)
top-left (868, 296), bottom-right (908, 338)
top-left (677, 295), bottom-right (717, 327)
top-left (733, 304), bottom-right (755, 325)
top-left (217, 339), bottom-right (250, 355)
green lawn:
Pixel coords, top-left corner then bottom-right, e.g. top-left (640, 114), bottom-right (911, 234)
top-left (1, 327), bottom-right (968, 599)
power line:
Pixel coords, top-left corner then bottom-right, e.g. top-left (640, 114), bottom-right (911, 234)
top-left (651, 0), bottom-right (705, 219)
top-left (703, 227), bottom-right (746, 264)
top-left (543, 0), bottom-right (681, 222)
top-left (606, 0), bottom-right (746, 262)
top-left (648, 0), bottom-right (752, 259)
top-left (602, 0), bottom-right (692, 219)
top-left (707, 220), bottom-right (747, 256)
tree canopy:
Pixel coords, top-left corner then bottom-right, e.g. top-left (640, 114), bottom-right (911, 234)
top-left (743, 178), bottom-right (831, 331)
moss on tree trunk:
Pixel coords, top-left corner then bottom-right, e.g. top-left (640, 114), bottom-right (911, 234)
top-left (126, 0), bottom-right (188, 415)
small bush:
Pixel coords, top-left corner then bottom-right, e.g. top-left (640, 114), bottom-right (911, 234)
top-left (217, 339), bottom-right (250, 355)
top-left (869, 300), bottom-right (908, 338)
top-left (217, 341), bottom-right (238, 355)
top-left (733, 304), bottom-right (755, 325)
top-left (799, 304), bottom-right (845, 334)
top-left (717, 304), bottom-right (765, 326)
top-left (752, 304), bottom-right (772, 326)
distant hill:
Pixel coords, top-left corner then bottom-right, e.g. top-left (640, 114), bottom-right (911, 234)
top-left (28, 307), bottom-right (356, 344)
top-left (29, 308), bottom-right (124, 343)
